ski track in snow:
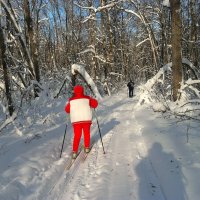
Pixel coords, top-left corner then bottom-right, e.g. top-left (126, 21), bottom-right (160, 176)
top-left (58, 90), bottom-right (166, 200)
top-left (1, 88), bottom-right (199, 200)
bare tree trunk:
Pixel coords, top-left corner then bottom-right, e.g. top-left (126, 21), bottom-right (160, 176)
top-left (1, 0), bottom-right (35, 78)
top-left (189, 0), bottom-right (198, 67)
top-left (0, 17), bottom-right (14, 116)
top-left (100, 0), bottom-right (113, 79)
top-left (169, 0), bottom-right (182, 101)
top-left (71, 0), bottom-right (77, 63)
top-left (104, 2), bottom-right (114, 67)
top-left (87, 0), bottom-right (97, 79)
top-left (142, 14), bottom-right (159, 70)
top-left (124, 3), bottom-right (159, 71)
top-left (100, 0), bottom-right (108, 79)
top-left (23, 0), bottom-right (40, 82)
top-left (160, 7), bottom-right (169, 65)
top-left (23, 0), bottom-right (41, 97)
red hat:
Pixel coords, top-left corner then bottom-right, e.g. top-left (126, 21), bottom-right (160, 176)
top-left (74, 85), bottom-right (84, 95)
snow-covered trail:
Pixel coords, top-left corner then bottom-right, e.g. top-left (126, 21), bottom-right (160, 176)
top-left (1, 87), bottom-right (198, 200)
top-left (60, 89), bottom-right (165, 200)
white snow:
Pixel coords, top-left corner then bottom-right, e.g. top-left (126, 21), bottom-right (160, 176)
top-left (0, 81), bottom-right (5, 90)
top-left (71, 63), bottom-right (102, 100)
top-left (163, 0), bottom-right (170, 7)
top-left (136, 38), bottom-right (150, 47)
top-left (0, 87), bottom-right (200, 200)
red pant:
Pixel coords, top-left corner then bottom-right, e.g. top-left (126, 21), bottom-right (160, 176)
top-left (72, 122), bottom-right (91, 153)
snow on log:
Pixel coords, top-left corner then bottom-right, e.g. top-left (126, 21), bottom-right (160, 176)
top-left (71, 63), bottom-right (102, 100)
top-left (0, 111), bottom-right (17, 134)
top-left (136, 58), bottom-right (199, 106)
top-left (182, 58), bottom-right (199, 79)
top-left (136, 63), bottom-right (171, 106)
top-left (163, 0), bottom-right (170, 7)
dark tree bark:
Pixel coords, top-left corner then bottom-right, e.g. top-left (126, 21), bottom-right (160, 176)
top-left (0, 22), bottom-right (14, 116)
top-left (23, 0), bottom-right (40, 96)
top-left (87, 0), bottom-right (98, 80)
top-left (101, 0), bottom-right (114, 79)
top-left (189, 0), bottom-right (198, 67)
top-left (1, 0), bottom-right (35, 78)
top-left (169, 0), bottom-right (182, 101)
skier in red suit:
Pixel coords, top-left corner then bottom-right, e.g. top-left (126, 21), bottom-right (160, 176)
top-left (65, 85), bottom-right (98, 158)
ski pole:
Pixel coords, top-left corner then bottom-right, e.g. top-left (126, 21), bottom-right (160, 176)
top-left (60, 123), bottom-right (68, 158)
top-left (94, 109), bottom-right (106, 154)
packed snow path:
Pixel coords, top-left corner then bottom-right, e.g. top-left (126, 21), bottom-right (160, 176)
top-left (59, 90), bottom-right (166, 200)
top-left (2, 88), bottom-right (198, 200)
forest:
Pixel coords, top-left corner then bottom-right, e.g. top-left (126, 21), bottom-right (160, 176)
top-left (0, 0), bottom-right (200, 130)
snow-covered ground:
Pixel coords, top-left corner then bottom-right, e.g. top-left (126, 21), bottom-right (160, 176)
top-left (0, 87), bottom-right (200, 200)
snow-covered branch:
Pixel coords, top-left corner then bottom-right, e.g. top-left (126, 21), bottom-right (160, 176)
top-left (136, 57), bottom-right (200, 120)
top-left (182, 58), bottom-right (199, 79)
top-left (0, 81), bottom-right (5, 90)
top-left (182, 79), bottom-right (200, 89)
top-left (78, 45), bottom-right (95, 55)
top-left (82, 14), bottom-right (96, 23)
top-left (136, 65), bottom-right (170, 106)
top-left (124, 8), bottom-right (142, 21)
top-left (0, 0), bottom-right (35, 78)
top-left (0, 111), bottom-right (18, 134)
top-left (94, 55), bottom-right (107, 63)
top-left (136, 38), bottom-right (150, 47)
top-left (0, 0), bottom-right (22, 32)
top-left (179, 79), bottom-right (200, 100)
top-left (74, 1), bottom-right (123, 13)
top-left (110, 72), bottom-right (124, 77)
top-left (137, 58), bottom-right (199, 106)
top-left (71, 64), bottom-right (102, 100)
top-left (163, 0), bottom-right (170, 7)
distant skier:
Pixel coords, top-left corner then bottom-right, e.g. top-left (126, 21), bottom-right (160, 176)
top-left (127, 80), bottom-right (135, 97)
top-left (65, 85), bottom-right (98, 159)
